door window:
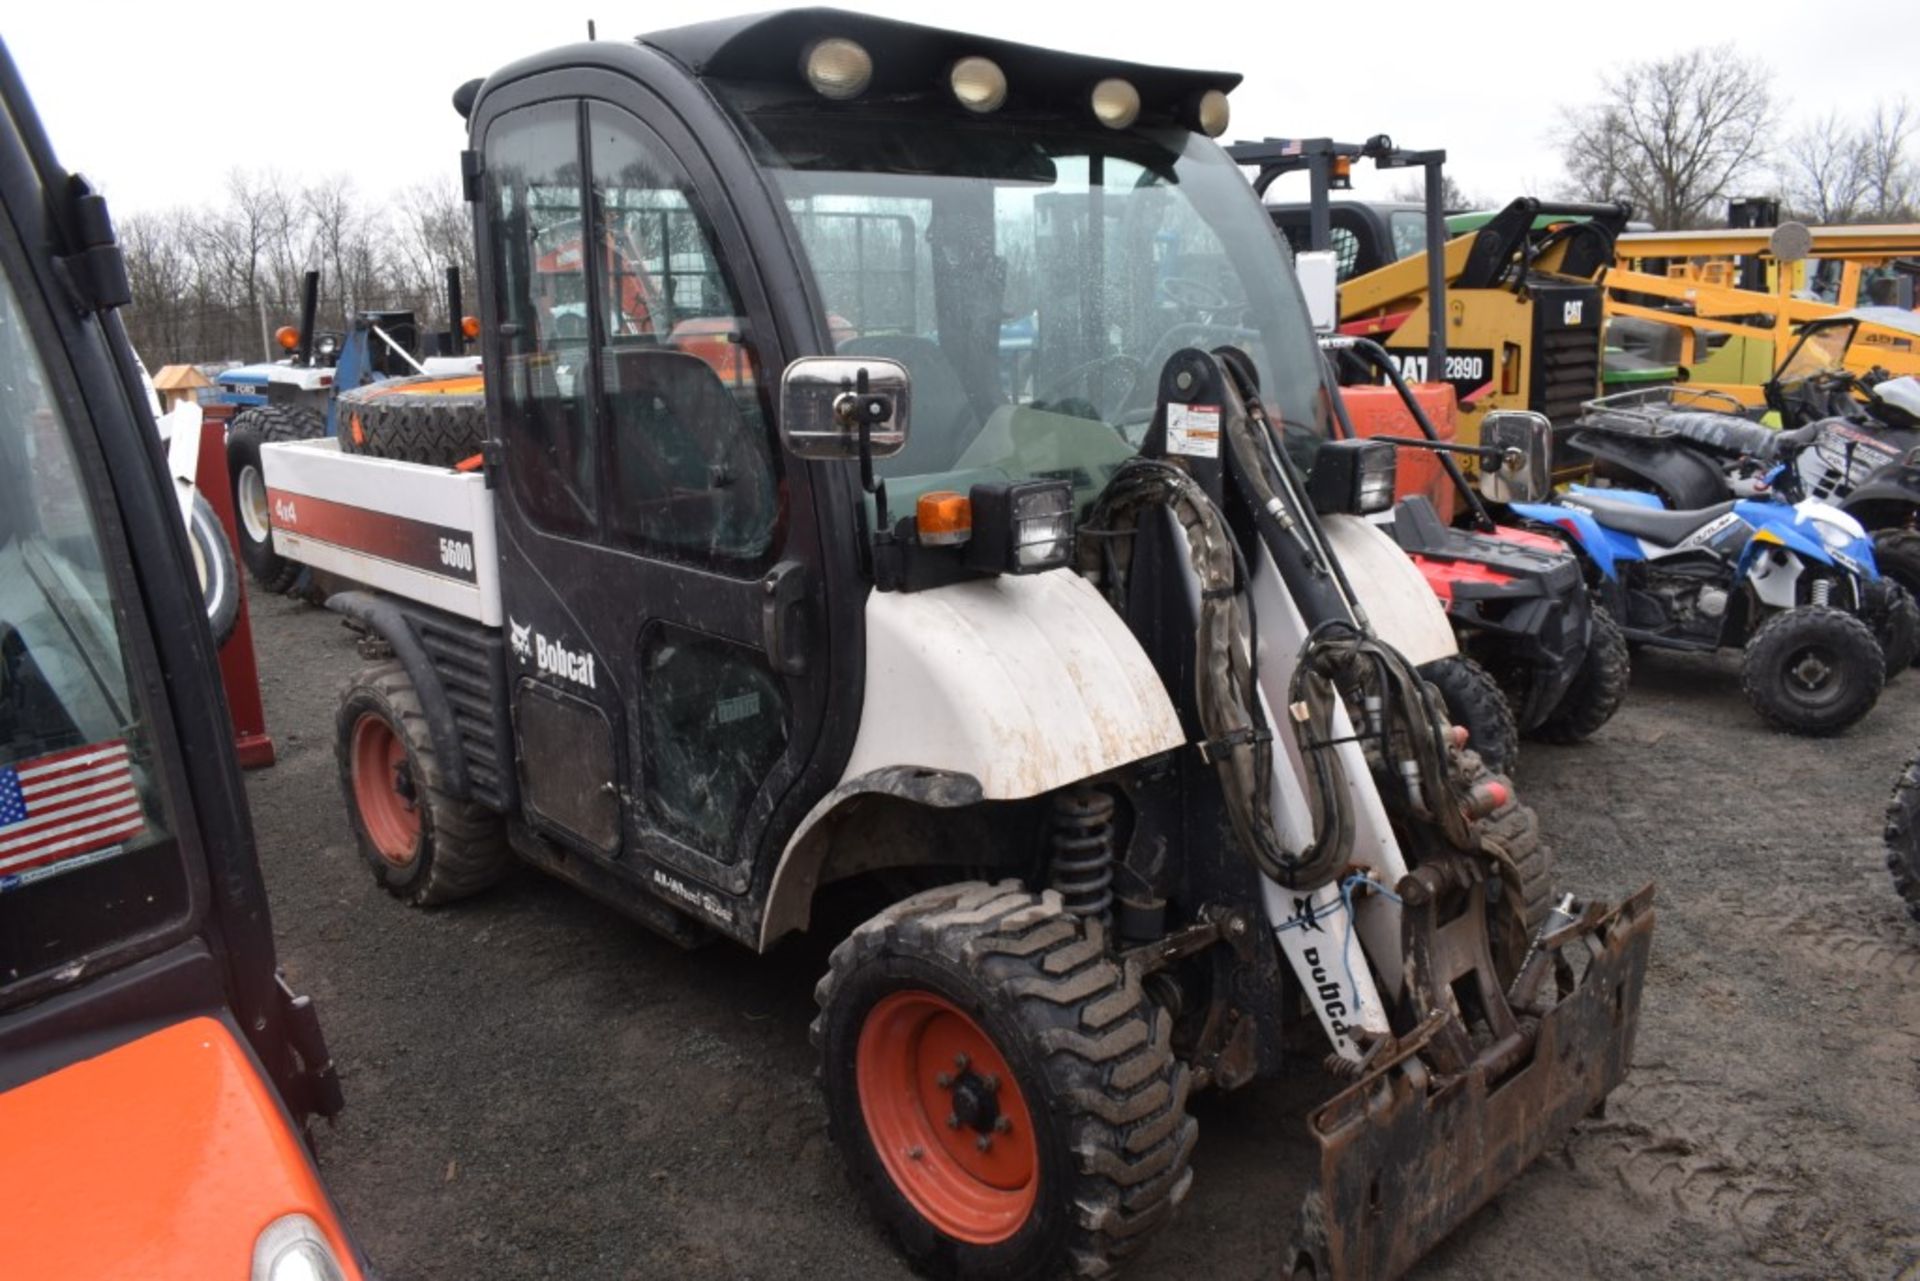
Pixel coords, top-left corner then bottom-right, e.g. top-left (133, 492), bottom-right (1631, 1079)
top-left (487, 101), bottom-right (598, 539)
top-left (587, 103), bottom-right (780, 566)
top-left (0, 256), bottom-right (185, 998)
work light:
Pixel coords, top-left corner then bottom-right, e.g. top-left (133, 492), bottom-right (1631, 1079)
top-left (1091, 78), bottom-right (1140, 129)
top-left (1306, 439), bottom-right (1398, 516)
top-left (966, 480), bottom-right (1074, 573)
top-left (805, 38), bottom-right (872, 100)
top-left (1195, 89), bottom-right (1230, 138)
top-left (950, 56), bottom-right (1008, 112)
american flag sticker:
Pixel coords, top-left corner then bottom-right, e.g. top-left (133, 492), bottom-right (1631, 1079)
top-left (0, 740), bottom-right (147, 883)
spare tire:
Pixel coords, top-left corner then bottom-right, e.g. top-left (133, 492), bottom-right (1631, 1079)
top-left (338, 373), bottom-right (487, 468)
top-left (228, 401), bottom-right (325, 594)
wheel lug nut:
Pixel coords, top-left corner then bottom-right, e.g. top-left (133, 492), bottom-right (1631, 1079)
top-left (935, 1072), bottom-right (954, 1089)
top-left (975, 1135), bottom-right (993, 1152)
top-left (953, 1052), bottom-right (970, 1071)
top-left (993, 1116), bottom-right (1011, 1134)
top-left (907, 1145), bottom-right (925, 1161)
top-left (946, 1112), bottom-right (961, 1129)
top-left (980, 1073), bottom-right (999, 1093)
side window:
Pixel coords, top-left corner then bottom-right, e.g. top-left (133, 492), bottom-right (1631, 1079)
top-left (487, 101), bottom-right (597, 539)
top-left (1, 256), bottom-right (185, 997)
top-left (587, 102), bottom-right (780, 566)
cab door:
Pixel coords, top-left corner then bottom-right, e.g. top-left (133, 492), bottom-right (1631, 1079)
top-left (475, 83), bottom-right (834, 927)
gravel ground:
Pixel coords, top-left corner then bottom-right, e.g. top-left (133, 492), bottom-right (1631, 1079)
top-left (241, 588), bottom-right (1920, 1280)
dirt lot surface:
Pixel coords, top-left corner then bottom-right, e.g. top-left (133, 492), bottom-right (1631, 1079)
top-left (242, 588), bottom-right (1920, 1280)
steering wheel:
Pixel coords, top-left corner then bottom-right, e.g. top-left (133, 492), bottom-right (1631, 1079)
top-left (1034, 353), bottom-right (1146, 421)
top-left (552, 310), bottom-right (588, 340)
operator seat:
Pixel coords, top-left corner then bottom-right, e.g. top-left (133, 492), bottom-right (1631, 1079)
top-left (840, 334), bottom-right (981, 475)
top-left (1565, 493), bottom-right (1740, 545)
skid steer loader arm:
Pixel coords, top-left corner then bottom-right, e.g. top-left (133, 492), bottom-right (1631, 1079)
top-left (1292, 875), bottom-right (1656, 1280)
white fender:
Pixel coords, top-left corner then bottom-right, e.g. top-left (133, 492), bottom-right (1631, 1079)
top-left (839, 568), bottom-right (1185, 799)
top-left (1318, 514), bottom-right (1458, 666)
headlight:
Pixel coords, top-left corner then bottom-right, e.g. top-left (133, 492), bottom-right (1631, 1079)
top-left (251, 1214), bottom-right (347, 1281)
top-left (1307, 438), bottom-right (1398, 515)
top-left (1090, 78), bottom-right (1140, 130)
top-left (803, 37), bottom-right (872, 100)
top-left (966, 480), bottom-right (1074, 574)
top-left (1816, 519), bottom-right (1855, 551)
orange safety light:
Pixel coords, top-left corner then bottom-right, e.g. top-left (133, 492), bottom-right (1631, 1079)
top-left (1330, 155), bottom-right (1353, 185)
top-left (916, 490), bottom-right (972, 546)
top-left (460, 314), bottom-right (481, 340)
top-left (275, 325), bottom-right (300, 351)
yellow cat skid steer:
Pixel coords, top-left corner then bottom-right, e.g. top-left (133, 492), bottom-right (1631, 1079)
top-left (257, 13), bottom-right (1654, 1277)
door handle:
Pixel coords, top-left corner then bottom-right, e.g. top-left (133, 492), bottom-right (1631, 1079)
top-left (761, 560), bottom-right (810, 677)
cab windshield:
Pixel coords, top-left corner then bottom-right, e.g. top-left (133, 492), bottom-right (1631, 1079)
top-left (727, 103), bottom-right (1329, 513)
top-left (1776, 320), bottom-right (1856, 386)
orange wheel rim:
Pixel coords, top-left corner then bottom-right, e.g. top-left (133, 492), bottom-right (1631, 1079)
top-left (855, 990), bottom-right (1039, 1245)
top-left (350, 713), bottom-right (421, 867)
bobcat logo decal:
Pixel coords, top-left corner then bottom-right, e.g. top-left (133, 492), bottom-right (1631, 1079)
top-left (509, 617), bottom-right (533, 661)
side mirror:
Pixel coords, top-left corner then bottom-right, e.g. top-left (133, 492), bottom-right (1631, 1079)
top-left (779, 356), bottom-right (911, 461)
top-left (1478, 410), bottom-right (1552, 504)
top-left (1295, 250), bottom-right (1339, 334)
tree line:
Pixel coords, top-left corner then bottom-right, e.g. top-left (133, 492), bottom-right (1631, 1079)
top-left (1557, 46), bottom-right (1916, 230)
top-left (118, 171), bottom-right (476, 369)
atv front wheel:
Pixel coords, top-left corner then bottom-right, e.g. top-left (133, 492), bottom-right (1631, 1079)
top-left (1421, 655), bottom-right (1520, 775)
top-left (815, 882), bottom-right (1195, 1280)
top-left (1862, 579), bottom-right (1920, 678)
top-left (1886, 754), bottom-right (1920, 924)
top-left (1873, 530), bottom-right (1920, 667)
top-left (1740, 606), bottom-right (1884, 736)
top-left (227, 403), bottom-right (324, 593)
top-left (336, 659), bottom-right (509, 905)
top-left (1530, 604), bottom-right (1631, 745)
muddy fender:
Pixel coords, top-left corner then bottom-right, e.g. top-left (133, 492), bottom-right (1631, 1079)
top-left (327, 590), bottom-right (472, 800)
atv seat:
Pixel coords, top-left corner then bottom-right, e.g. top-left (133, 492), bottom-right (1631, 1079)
top-left (1566, 493), bottom-right (1738, 545)
top-left (1652, 412), bottom-right (1781, 460)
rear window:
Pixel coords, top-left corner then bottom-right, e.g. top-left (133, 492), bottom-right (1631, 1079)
top-left (0, 252), bottom-right (187, 997)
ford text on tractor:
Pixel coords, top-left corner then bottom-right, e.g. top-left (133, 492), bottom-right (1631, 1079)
top-left (258, 14), bottom-right (1654, 1277)
top-left (0, 39), bottom-right (358, 1280)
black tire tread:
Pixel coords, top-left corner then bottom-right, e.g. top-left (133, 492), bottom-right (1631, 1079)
top-left (1421, 655), bottom-right (1521, 776)
top-left (336, 659), bottom-right (508, 906)
top-left (1531, 603), bottom-right (1632, 744)
top-left (1873, 530), bottom-right (1920, 669)
top-left (227, 402), bottom-right (325, 594)
top-left (338, 375), bottom-right (487, 468)
top-left (1454, 746), bottom-right (1555, 932)
top-left (813, 882), bottom-right (1196, 1279)
top-left (1887, 754), bottom-right (1920, 925)
top-left (1862, 578), bottom-right (1920, 678)
top-left (1739, 606), bottom-right (1885, 736)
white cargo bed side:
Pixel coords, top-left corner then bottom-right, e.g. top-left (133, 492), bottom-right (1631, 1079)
top-left (260, 438), bottom-right (501, 625)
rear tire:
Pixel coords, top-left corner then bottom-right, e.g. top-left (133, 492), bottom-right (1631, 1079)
top-left (1872, 530), bottom-right (1920, 668)
top-left (1530, 604), bottom-right (1631, 745)
top-left (1421, 655), bottom-right (1520, 776)
top-left (814, 882), bottom-right (1195, 1281)
top-left (1739, 606), bottom-right (1884, 736)
top-left (185, 491), bottom-right (240, 648)
top-left (1886, 754), bottom-right (1920, 925)
top-left (1862, 579), bottom-right (1920, 678)
top-left (337, 374), bottom-right (488, 468)
top-left (227, 403), bottom-right (324, 593)
top-left (336, 659), bottom-right (508, 905)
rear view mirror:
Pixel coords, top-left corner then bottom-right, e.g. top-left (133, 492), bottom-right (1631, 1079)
top-left (780, 356), bottom-right (911, 461)
top-left (1479, 410), bottom-right (1552, 505)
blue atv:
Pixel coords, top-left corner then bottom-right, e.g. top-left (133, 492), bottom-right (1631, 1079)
top-left (1512, 485), bottom-right (1888, 735)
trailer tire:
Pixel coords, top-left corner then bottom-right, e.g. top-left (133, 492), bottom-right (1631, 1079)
top-left (228, 403), bottom-right (323, 593)
top-left (1740, 606), bottom-right (1884, 736)
top-left (1530, 605), bottom-right (1631, 745)
top-left (185, 491), bottom-right (240, 648)
top-left (337, 374), bottom-right (487, 468)
top-left (1872, 530), bottom-right (1920, 668)
top-left (336, 659), bottom-right (508, 906)
top-left (1862, 579), bottom-right (1920, 678)
top-left (1421, 655), bottom-right (1520, 776)
top-left (1886, 754), bottom-right (1920, 925)
top-left (815, 881), bottom-right (1195, 1281)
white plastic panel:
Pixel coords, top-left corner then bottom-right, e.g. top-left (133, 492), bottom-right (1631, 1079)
top-left (1320, 513), bottom-right (1457, 666)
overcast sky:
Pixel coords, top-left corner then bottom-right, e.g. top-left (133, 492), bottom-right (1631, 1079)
top-left (6, 1), bottom-right (1909, 216)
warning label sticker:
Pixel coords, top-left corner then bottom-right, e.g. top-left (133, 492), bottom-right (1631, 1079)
top-left (1167, 403), bottom-right (1221, 459)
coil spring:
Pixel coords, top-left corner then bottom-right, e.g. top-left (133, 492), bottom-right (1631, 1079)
top-left (1811, 577), bottom-right (1834, 607)
top-left (1050, 787), bottom-right (1115, 923)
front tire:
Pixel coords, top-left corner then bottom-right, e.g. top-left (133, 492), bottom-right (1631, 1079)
top-left (1739, 606), bottom-right (1884, 736)
top-left (814, 882), bottom-right (1195, 1281)
top-left (1872, 530), bottom-right (1920, 668)
top-left (1886, 754), bottom-right (1920, 924)
top-left (1530, 604), bottom-right (1631, 745)
top-left (1861, 579), bottom-right (1920, 678)
top-left (336, 659), bottom-right (508, 905)
top-left (1421, 655), bottom-right (1520, 776)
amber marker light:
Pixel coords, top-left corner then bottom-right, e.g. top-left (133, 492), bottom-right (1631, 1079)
top-left (275, 325), bottom-right (299, 351)
top-left (916, 490), bottom-right (973, 546)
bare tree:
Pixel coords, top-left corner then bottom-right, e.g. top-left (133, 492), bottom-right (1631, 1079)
top-left (1860, 98), bottom-right (1918, 221)
top-left (1556, 46), bottom-right (1776, 229)
top-left (1387, 173), bottom-right (1487, 213)
top-left (1781, 111), bottom-right (1865, 223)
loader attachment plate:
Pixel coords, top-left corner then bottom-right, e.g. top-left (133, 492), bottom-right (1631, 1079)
top-left (1292, 882), bottom-right (1655, 1281)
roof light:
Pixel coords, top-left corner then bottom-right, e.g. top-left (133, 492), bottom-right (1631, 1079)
top-left (275, 325), bottom-right (299, 352)
top-left (1090, 78), bottom-right (1140, 130)
top-left (1196, 89), bottom-right (1230, 138)
top-left (949, 56), bottom-right (1008, 113)
top-left (805, 38), bottom-right (872, 100)
top-left (460, 314), bottom-right (481, 340)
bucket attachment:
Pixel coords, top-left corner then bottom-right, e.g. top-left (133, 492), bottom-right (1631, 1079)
top-left (1291, 864), bottom-right (1656, 1280)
